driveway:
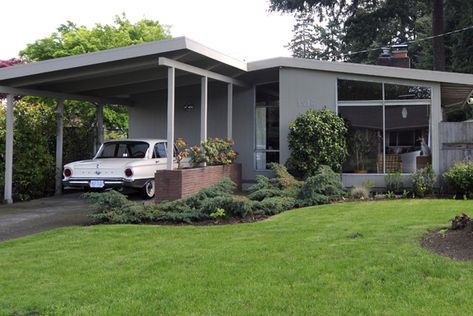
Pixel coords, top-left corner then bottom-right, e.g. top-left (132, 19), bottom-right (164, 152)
top-left (0, 193), bottom-right (93, 242)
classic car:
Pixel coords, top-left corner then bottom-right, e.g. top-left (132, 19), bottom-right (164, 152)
top-left (63, 139), bottom-right (174, 198)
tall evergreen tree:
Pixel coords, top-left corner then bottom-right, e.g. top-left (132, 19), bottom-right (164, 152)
top-left (286, 10), bottom-right (321, 59)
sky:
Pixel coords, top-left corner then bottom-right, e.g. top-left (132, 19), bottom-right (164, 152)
top-left (0, 0), bottom-right (295, 61)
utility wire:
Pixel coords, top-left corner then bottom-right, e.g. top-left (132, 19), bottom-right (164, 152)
top-left (340, 24), bottom-right (473, 58)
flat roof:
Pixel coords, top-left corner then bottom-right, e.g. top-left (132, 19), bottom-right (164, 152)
top-left (248, 57), bottom-right (473, 86)
top-left (0, 36), bottom-right (472, 92)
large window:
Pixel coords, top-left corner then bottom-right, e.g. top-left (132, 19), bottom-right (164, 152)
top-left (255, 82), bottom-right (279, 170)
top-left (338, 79), bottom-right (431, 174)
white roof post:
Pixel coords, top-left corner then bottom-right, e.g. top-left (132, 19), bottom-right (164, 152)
top-left (96, 103), bottom-right (104, 154)
top-left (55, 99), bottom-right (65, 196)
top-left (4, 94), bottom-right (14, 204)
top-left (167, 67), bottom-right (175, 170)
top-left (201, 76), bottom-right (208, 143)
top-left (227, 83), bottom-right (233, 139)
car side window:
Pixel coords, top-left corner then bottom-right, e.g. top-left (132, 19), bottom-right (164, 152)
top-left (153, 143), bottom-right (167, 158)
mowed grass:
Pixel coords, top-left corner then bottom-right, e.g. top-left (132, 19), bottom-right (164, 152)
top-left (1, 200), bottom-right (473, 315)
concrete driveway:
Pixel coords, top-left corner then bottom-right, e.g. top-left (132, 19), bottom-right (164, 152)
top-left (0, 193), bottom-right (93, 242)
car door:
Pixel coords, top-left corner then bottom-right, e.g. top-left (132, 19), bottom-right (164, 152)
top-left (153, 142), bottom-right (168, 170)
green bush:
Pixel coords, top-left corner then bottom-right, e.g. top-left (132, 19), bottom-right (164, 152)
top-left (185, 177), bottom-right (235, 209)
top-left (350, 186), bottom-right (370, 200)
top-left (267, 163), bottom-right (303, 189)
top-left (248, 188), bottom-right (287, 201)
top-left (410, 165), bottom-right (436, 197)
top-left (443, 161), bottom-right (473, 195)
top-left (154, 210), bottom-right (209, 224)
top-left (200, 195), bottom-right (253, 218)
top-left (385, 172), bottom-right (403, 193)
top-left (253, 197), bottom-right (296, 215)
top-left (188, 138), bottom-right (238, 166)
top-left (297, 165), bottom-right (345, 206)
top-left (287, 108), bottom-right (348, 178)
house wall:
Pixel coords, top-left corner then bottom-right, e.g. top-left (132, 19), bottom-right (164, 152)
top-left (128, 81), bottom-right (228, 146)
top-left (128, 67), bottom-right (443, 188)
top-left (279, 67), bottom-right (443, 188)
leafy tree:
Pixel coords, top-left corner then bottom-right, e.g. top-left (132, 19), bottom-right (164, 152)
top-left (270, 0), bottom-right (473, 73)
top-left (287, 10), bottom-right (321, 59)
top-left (287, 108), bottom-right (348, 178)
top-left (20, 14), bottom-right (171, 137)
top-left (0, 100), bottom-right (56, 201)
top-left (0, 15), bottom-right (171, 200)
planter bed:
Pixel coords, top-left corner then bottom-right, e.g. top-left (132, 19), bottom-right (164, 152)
top-left (155, 163), bottom-right (241, 202)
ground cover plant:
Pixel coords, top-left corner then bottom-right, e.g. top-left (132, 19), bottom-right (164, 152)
top-left (84, 163), bottom-right (345, 224)
top-left (1, 199), bottom-right (473, 315)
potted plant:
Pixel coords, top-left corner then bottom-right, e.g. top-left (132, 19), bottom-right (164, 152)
top-left (349, 129), bottom-right (373, 173)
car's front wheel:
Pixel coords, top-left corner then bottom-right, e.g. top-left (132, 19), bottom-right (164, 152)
top-left (141, 180), bottom-right (156, 199)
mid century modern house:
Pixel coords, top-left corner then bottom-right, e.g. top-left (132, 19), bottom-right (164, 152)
top-left (1, 37), bottom-right (473, 203)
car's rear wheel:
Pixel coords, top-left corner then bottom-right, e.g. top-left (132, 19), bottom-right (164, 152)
top-left (142, 180), bottom-right (155, 199)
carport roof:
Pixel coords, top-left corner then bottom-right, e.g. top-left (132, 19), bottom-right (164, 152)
top-left (0, 36), bottom-right (472, 107)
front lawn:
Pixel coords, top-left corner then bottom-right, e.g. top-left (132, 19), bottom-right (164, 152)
top-left (1, 200), bottom-right (473, 315)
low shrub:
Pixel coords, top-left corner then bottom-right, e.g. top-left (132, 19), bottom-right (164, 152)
top-left (248, 188), bottom-right (287, 201)
top-left (409, 164), bottom-right (436, 197)
top-left (200, 195), bottom-right (253, 218)
top-left (350, 186), bottom-right (370, 200)
top-left (297, 165), bottom-right (345, 206)
top-left (267, 163), bottom-right (303, 189)
top-left (451, 213), bottom-right (472, 230)
top-left (253, 197), bottom-right (296, 215)
top-left (443, 161), bottom-right (473, 195)
top-left (154, 210), bottom-right (209, 224)
top-left (385, 172), bottom-right (403, 193)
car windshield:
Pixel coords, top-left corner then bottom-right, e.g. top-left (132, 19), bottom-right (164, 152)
top-left (96, 141), bottom-right (149, 159)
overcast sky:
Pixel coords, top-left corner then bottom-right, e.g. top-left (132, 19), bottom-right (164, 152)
top-left (0, 0), bottom-right (294, 61)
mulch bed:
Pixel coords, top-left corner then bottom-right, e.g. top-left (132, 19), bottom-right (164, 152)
top-left (150, 214), bottom-right (269, 226)
top-left (422, 228), bottom-right (473, 261)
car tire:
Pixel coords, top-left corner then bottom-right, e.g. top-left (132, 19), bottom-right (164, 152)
top-left (142, 180), bottom-right (156, 199)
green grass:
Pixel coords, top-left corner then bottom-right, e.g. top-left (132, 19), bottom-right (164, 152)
top-left (1, 200), bottom-right (473, 315)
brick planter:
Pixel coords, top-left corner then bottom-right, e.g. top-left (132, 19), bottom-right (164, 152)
top-left (155, 164), bottom-right (242, 202)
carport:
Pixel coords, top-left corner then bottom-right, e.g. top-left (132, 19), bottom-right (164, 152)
top-left (0, 37), bottom-right (247, 203)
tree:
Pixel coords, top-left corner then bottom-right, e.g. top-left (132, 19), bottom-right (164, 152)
top-left (287, 108), bottom-right (348, 178)
top-left (270, 0), bottom-right (473, 73)
top-left (20, 13), bottom-right (171, 141)
top-left (287, 10), bottom-right (321, 59)
top-left (0, 15), bottom-right (171, 201)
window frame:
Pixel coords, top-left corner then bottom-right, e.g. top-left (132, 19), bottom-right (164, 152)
top-left (254, 82), bottom-right (280, 171)
top-left (336, 78), bottom-right (433, 175)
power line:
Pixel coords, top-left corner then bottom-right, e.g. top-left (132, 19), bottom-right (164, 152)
top-left (340, 24), bottom-right (473, 58)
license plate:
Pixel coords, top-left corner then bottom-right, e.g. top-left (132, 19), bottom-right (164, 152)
top-left (90, 180), bottom-right (105, 188)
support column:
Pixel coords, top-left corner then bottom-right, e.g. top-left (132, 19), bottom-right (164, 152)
top-left (200, 76), bottom-right (208, 143)
top-left (55, 99), bottom-right (64, 196)
top-left (167, 67), bottom-right (175, 170)
top-left (96, 103), bottom-right (104, 153)
top-left (4, 94), bottom-right (14, 204)
top-left (227, 83), bottom-right (233, 139)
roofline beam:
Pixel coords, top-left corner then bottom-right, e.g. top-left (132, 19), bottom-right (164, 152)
top-left (158, 57), bottom-right (247, 87)
top-left (0, 85), bottom-right (133, 106)
top-left (10, 59), bottom-right (159, 88)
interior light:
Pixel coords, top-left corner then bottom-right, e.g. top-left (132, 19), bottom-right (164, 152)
top-left (401, 107), bottom-right (408, 119)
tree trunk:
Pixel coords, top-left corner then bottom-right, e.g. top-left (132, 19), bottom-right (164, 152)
top-left (432, 0), bottom-right (446, 71)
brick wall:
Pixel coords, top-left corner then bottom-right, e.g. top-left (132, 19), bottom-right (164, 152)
top-left (155, 164), bottom-right (242, 202)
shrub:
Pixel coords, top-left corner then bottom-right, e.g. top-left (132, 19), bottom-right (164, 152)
top-left (253, 197), bottom-right (296, 215)
top-left (350, 186), bottom-right (370, 200)
top-left (385, 172), bottom-right (403, 193)
top-left (297, 165), bottom-right (345, 206)
top-left (287, 108), bottom-right (348, 178)
top-left (83, 190), bottom-right (131, 209)
top-left (409, 164), bottom-right (436, 197)
top-left (247, 165), bottom-right (301, 201)
top-left (154, 210), bottom-right (209, 224)
top-left (189, 138), bottom-right (238, 166)
top-left (200, 195), bottom-right (253, 218)
top-left (451, 213), bottom-right (472, 230)
top-left (267, 163), bottom-right (303, 189)
top-left (185, 177), bottom-right (236, 209)
top-left (443, 161), bottom-right (473, 195)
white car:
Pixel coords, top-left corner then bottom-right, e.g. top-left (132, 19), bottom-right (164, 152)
top-left (63, 139), bottom-right (174, 198)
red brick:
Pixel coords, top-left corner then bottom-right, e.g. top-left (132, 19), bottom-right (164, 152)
top-left (155, 164), bottom-right (242, 202)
